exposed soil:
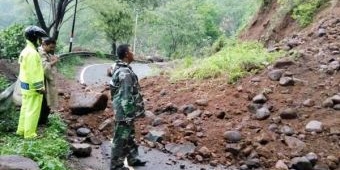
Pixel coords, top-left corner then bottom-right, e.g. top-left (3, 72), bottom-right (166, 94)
top-left (58, 14), bottom-right (340, 170)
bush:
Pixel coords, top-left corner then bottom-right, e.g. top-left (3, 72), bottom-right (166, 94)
top-left (0, 24), bottom-right (26, 59)
top-left (292, 0), bottom-right (328, 27)
top-left (57, 55), bottom-right (84, 79)
top-left (171, 40), bottom-right (282, 83)
top-left (0, 114), bottom-right (69, 170)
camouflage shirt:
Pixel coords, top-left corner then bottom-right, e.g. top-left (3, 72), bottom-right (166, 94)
top-left (111, 60), bottom-right (145, 121)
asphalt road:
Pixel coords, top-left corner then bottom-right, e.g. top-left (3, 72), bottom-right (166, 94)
top-left (79, 63), bottom-right (153, 85)
top-left (76, 141), bottom-right (226, 170)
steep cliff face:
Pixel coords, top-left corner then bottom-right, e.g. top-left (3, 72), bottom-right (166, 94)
top-left (239, 0), bottom-right (340, 47)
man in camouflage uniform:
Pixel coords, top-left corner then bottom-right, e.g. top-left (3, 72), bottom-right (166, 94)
top-left (110, 44), bottom-right (146, 170)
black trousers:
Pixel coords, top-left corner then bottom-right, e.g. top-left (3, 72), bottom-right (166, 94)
top-left (38, 94), bottom-right (50, 125)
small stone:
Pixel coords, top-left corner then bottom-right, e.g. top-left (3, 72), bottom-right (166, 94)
top-left (240, 165), bottom-right (248, 170)
top-left (268, 124), bottom-right (279, 132)
top-left (280, 125), bottom-right (294, 136)
top-left (210, 160), bottom-right (218, 167)
top-left (284, 136), bottom-right (306, 153)
top-left (252, 93), bottom-right (268, 104)
top-left (216, 111), bottom-right (226, 119)
top-left (198, 146), bottom-right (211, 158)
top-left (328, 61), bottom-right (340, 71)
top-left (236, 86), bottom-right (243, 92)
top-left (271, 116), bottom-right (281, 124)
top-left (305, 120), bottom-right (323, 133)
top-left (255, 107), bottom-right (270, 120)
top-left (180, 104), bottom-right (196, 114)
top-left (322, 98), bottom-right (334, 108)
top-left (268, 69), bottom-right (284, 81)
top-left (187, 110), bottom-right (202, 120)
top-left (195, 155), bottom-right (203, 162)
top-left (225, 144), bottom-right (241, 155)
top-left (317, 28), bottom-right (326, 37)
top-left (331, 95), bottom-right (340, 104)
top-left (305, 152), bottom-right (318, 165)
top-left (247, 103), bottom-right (263, 113)
top-left (76, 127), bottom-right (91, 137)
top-left (245, 158), bottom-right (261, 168)
top-left (71, 143), bottom-right (92, 157)
top-left (303, 99), bottom-right (315, 107)
top-left (223, 131), bottom-right (242, 143)
top-left (195, 99), bottom-right (209, 106)
top-left (314, 163), bottom-right (330, 170)
top-left (326, 155), bottom-right (339, 164)
top-left (151, 117), bottom-right (164, 126)
top-left (160, 89), bottom-right (167, 96)
top-left (88, 136), bottom-right (102, 145)
top-left (290, 157), bottom-right (313, 170)
top-left (280, 108), bottom-right (298, 119)
top-left (279, 77), bottom-right (295, 86)
top-left (333, 104), bottom-right (340, 110)
top-left (275, 160), bottom-right (289, 169)
top-left (146, 141), bottom-right (156, 148)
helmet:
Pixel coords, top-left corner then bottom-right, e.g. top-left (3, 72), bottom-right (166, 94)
top-left (24, 26), bottom-right (48, 43)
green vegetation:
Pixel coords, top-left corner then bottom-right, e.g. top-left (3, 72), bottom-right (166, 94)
top-left (292, 0), bottom-right (328, 27)
top-left (139, 0), bottom-right (262, 58)
top-left (0, 114), bottom-right (69, 170)
top-left (0, 99), bottom-right (18, 132)
top-left (0, 24), bottom-right (25, 59)
top-left (0, 74), bottom-right (10, 91)
top-left (57, 55), bottom-right (84, 79)
top-left (171, 40), bottom-right (282, 83)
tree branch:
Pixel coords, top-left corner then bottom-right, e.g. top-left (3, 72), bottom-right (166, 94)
top-left (33, 0), bottom-right (48, 32)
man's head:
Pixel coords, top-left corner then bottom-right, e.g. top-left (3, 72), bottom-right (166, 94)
top-left (42, 38), bottom-right (56, 54)
top-left (117, 44), bottom-right (134, 63)
top-left (24, 26), bottom-right (48, 47)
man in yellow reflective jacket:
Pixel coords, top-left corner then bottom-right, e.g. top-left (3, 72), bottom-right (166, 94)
top-left (16, 26), bottom-right (48, 139)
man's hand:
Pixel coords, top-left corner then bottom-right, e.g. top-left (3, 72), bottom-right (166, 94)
top-left (36, 88), bottom-right (46, 94)
top-left (107, 66), bottom-right (113, 77)
top-left (51, 55), bottom-right (59, 66)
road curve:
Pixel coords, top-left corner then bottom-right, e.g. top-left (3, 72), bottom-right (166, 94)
top-left (79, 63), bottom-right (153, 85)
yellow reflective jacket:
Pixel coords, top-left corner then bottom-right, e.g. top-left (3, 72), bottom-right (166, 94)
top-left (18, 40), bottom-right (44, 93)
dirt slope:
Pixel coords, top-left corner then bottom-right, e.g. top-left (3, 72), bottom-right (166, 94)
top-left (56, 2), bottom-right (340, 169)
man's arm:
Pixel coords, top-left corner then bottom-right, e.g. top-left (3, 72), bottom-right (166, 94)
top-left (119, 71), bottom-right (136, 118)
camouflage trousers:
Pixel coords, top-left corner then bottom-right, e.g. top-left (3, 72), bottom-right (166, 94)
top-left (111, 120), bottom-right (138, 169)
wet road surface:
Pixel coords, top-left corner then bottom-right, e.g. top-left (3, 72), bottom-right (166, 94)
top-left (79, 63), bottom-right (153, 85)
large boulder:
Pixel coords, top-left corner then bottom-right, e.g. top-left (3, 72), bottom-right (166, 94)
top-left (69, 92), bottom-right (108, 114)
top-left (0, 155), bottom-right (39, 170)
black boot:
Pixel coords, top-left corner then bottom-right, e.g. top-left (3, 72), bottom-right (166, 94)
top-left (128, 159), bottom-right (147, 166)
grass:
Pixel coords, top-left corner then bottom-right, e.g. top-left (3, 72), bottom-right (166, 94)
top-left (292, 0), bottom-right (329, 27)
top-left (0, 114), bottom-right (70, 170)
top-left (57, 55), bottom-right (84, 79)
top-left (0, 74), bottom-right (10, 92)
top-left (170, 40), bottom-right (282, 83)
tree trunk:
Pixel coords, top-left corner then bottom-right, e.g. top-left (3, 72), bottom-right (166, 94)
top-left (111, 41), bottom-right (117, 58)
